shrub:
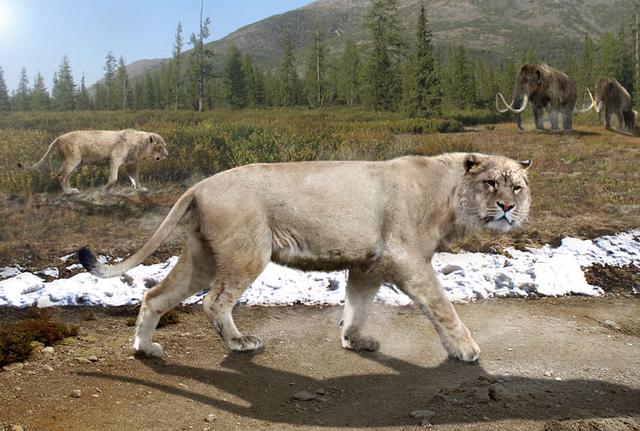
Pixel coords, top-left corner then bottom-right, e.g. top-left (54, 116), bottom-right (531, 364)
top-left (0, 311), bottom-right (79, 367)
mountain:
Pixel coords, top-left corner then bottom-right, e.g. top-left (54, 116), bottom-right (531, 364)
top-left (119, 0), bottom-right (635, 83)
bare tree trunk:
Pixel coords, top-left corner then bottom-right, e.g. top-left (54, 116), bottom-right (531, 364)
top-left (198, 0), bottom-right (205, 112)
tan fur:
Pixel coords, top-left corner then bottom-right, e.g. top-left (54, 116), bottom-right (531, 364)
top-left (20, 129), bottom-right (169, 194)
top-left (82, 153), bottom-right (531, 362)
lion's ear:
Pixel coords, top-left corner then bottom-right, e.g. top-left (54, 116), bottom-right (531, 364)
top-left (519, 159), bottom-right (532, 169)
top-left (464, 154), bottom-right (481, 174)
top-left (149, 135), bottom-right (154, 144)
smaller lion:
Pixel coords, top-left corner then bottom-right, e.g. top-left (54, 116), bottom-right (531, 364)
top-left (18, 129), bottom-right (169, 195)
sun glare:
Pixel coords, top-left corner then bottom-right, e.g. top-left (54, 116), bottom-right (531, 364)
top-left (0, 1), bottom-right (14, 39)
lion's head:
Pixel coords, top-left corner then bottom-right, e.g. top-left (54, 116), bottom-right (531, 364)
top-left (148, 133), bottom-right (169, 161)
top-left (457, 154), bottom-right (531, 233)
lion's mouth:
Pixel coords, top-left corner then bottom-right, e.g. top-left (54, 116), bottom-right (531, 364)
top-left (483, 215), bottom-right (515, 226)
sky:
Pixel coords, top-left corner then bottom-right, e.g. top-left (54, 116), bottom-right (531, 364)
top-left (0, 0), bottom-right (313, 92)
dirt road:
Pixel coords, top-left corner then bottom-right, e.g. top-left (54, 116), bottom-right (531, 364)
top-left (1, 297), bottom-right (639, 431)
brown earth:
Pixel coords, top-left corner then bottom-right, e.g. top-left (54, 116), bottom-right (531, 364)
top-left (1, 297), bottom-right (639, 431)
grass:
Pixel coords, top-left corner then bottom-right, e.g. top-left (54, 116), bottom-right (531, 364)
top-left (0, 310), bottom-right (79, 367)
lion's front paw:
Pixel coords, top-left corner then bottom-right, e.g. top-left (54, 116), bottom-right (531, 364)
top-left (227, 335), bottom-right (263, 352)
top-left (341, 334), bottom-right (380, 352)
top-left (134, 342), bottom-right (164, 358)
top-left (443, 333), bottom-right (480, 363)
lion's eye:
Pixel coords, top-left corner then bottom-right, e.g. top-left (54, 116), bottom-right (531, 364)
top-left (514, 185), bottom-right (522, 193)
top-left (486, 180), bottom-right (497, 189)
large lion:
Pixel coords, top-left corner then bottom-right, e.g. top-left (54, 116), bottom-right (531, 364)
top-left (79, 153), bottom-right (531, 362)
top-left (18, 129), bottom-right (169, 194)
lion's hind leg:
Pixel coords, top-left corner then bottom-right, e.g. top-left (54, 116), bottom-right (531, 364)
top-left (133, 231), bottom-right (214, 357)
top-left (202, 248), bottom-right (269, 353)
top-left (341, 270), bottom-right (381, 352)
top-left (58, 156), bottom-right (81, 195)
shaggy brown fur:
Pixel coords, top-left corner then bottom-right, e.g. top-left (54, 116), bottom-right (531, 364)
top-left (594, 77), bottom-right (636, 132)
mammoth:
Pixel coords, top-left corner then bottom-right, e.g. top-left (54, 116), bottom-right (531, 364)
top-left (579, 77), bottom-right (637, 132)
top-left (496, 64), bottom-right (577, 131)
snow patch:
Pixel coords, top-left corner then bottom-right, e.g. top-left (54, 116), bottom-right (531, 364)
top-left (0, 230), bottom-right (637, 308)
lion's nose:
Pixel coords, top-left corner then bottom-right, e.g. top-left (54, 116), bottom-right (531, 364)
top-left (497, 201), bottom-right (515, 212)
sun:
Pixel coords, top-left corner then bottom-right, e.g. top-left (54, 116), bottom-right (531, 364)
top-left (0, 1), bottom-right (14, 39)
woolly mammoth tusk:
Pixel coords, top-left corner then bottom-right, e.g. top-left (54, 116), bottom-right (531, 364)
top-left (577, 89), bottom-right (596, 113)
top-left (496, 92), bottom-right (528, 114)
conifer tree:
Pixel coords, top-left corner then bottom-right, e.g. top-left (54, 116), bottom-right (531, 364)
top-left (172, 21), bottom-right (184, 110)
top-left (113, 56), bottom-right (129, 109)
top-left (103, 51), bottom-right (117, 109)
top-left (253, 66), bottom-right (266, 107)
top-left (222, 45), bottom-right (247, 108)
top-left (51, 56), bottom-right (76, 111)
top-left (14, 68), bottom-right (31, 111)
top-left (363, 0), bottom-right (403, 110)
top-left (581, 35), bottom-right (596, 92)
top-left (241, 55), bottom-right (256, 106)
top-left (31, 72), bottom-right (50, 111)
top-left (337, 39), bottom-right (361, 106)
top-left (446, 44), bottom-right (475, 109)
top-left (0, 66), bottom-right (10, 111)
top-left (76, 73), bottom-right (92, 110)
top-left (189, 1), bottom-right (212, 111)
top-left (599, 32), bottom-right (618, 78)
top-left (278, 31), bottom-right (301, 106)
top-left (617, 23), bottom-right (635, 94)
top-left (401, 3), bottom-right (441, 116)
top-left (303, 27), bottom-right (328, 107)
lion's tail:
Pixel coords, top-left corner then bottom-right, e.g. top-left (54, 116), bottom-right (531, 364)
top-left (78, 189), bottom-right (196, 278)
top-left (17, 137), bottom-right (59, 170)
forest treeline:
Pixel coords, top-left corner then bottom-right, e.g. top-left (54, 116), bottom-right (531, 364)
top-left (0, 0), bottom-right (638, 116)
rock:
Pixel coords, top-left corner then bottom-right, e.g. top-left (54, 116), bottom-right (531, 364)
top-left (204, 413), bottom-right (216, 423)
top-left (43, 364), bottom-right (54, 372)
top-left (32, 190), bottom-right (157, 216)
top-left (42, 346), bottom-right (55, 355)
top-left (292, 391), bottom-right (316, 401)
top-left (2, 362), bottom-right (24, 372)
top-left (314, 388), bottom-right (327, 396)
top-left (554, 377), bottom-right (563, 382)
top-left (71, 389), bottom-right (82, 398)
top-left (88, 355), bottom-right (99, 362)
top-left (603, 320), bottom-right (621, 330)
top-left (411, 409), bottom-right (436, 420)
top-left (441, 264), bottom-right (463, 275)
top-left (75, 357), bottom-right (90, 364)
top-left (10, 425), bottom-right (25, 431)
top-left (543, 371), bottom-right (553, 377)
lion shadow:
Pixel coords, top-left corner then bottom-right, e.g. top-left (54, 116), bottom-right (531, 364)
top-left (80, 351), bottom-right (640, 427)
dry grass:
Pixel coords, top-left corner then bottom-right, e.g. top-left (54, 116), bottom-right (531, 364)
top-left (0, 109), bottom-right (638, 269)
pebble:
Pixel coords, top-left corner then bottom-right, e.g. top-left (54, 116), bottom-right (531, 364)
top-left (10, 426), bottom-right (25, 431)
top-left (88, 355), bottom-right (99, 362)
top-left (71, 389), bottom-right (82, 398)
top-left (292, 391), bottom-right (316, 401)
top-left (42, 346), bottom-right (55, 355)
top-left (315, 388), bottom-right (327, 396)
top-left (554, 377), bottom-right (563, 382)
top-left (2, 363), bottom-right (24, 372)
top-left (543, 371), bottom-right (553, 377)
top-left (75, 357), bottom-right (90, 364)
top-left (411, 409), bottom-right (435, 420)
top-left (204, 413), bottom-right (216, 423)
top-left (43, 364), bottom-right (54, 372)
top-left (603, 320), bottom-right (621, 330)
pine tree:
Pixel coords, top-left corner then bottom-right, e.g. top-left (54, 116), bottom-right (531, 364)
top-left (76, 73), bottom-right (92, 110)
top-left (221, 45), bottom-right (247, 108)
top-left (617, 23), bottom-right (635, 95)
top-left (171, 21), bottom-right (184, 110)
top-left (446, 44), bottom-right (475, 109)
top-left (14, 68), bottom-right (31, 111)
top-left (133, 80), bottom-right (144, 109)
top-left (402, 3), bottom-right (441, 116)
top-left (241, 55), bottom-right (256, 106)
top-left (51, 56), bottom-right (76, 111)
top-left (278, 31), bottom-right (301, 106)
top-left (303, 27), bottom-right (328, 107)
top-left (473, 60), bottom-right (495, 108)
top-left (363, 0), bottom-right (403, 110)
top-left (337, 39), bottom-right (361, 105)
top-left (31, 72), bottom-right (50, 111)
top-left (599, 32), bottom-right (619, 78)
top-left (103, 51), bottom-right (117, 109)
top-left (189, 1), bottom-right (212, 111)
top-left (0, 66), bottom-right (11, 111)
top-left (113, 56), bottom-right (129, 110)
top-left (253, 66), bottom-right (266, 107)
top-left (142, 74), bottom-right (155, 109)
